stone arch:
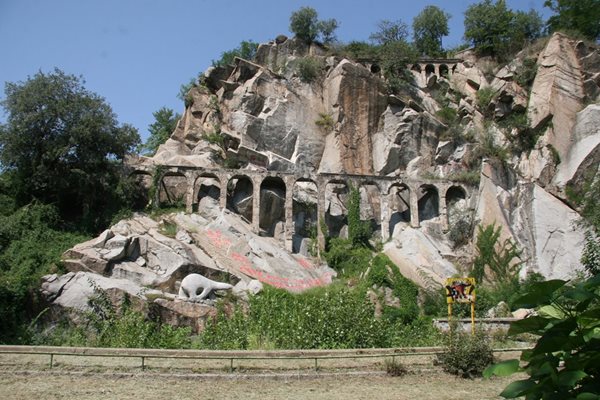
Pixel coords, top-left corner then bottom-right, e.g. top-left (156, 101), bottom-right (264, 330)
top-left (388, 183), bottom-right (411, 237)
top-left (370, 64), bottom-right (381, 74)
top-left (425, 64), bottom-right (435, 77)
top-left (292, 178), bottom-right (318, 254)
top-left (446, 185), bottom-right (468, 226)
top-left (324, 179), bottom-right (349, 239)
top-left (158, 171), bottom-right (187, 207)
top-left (226, 174), bottom-right (253, 223)
top-left (411, 63), bottom-right (422, 73)
top-left (259, 176), bottom-right (286, 237)
top-left (129, 171), bottom-right (153, 210)
top-left (452, 64), bottom-right (457, 74)
top-left (418, 184), bottom-right (439, 222)
top-left (193, 173), bottom-right (221, 212)
top-left (359, 181), bottom-right (382, 239)
top-left (439, 64), bottom-right (449, 79)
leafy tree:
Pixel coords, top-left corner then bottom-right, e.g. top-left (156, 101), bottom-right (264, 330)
top-left (545, 0), bottom-right (600, 40)
top-left (289, 6), bottom-right (319, 43)
top-left (369, 19), bottom-right (409, 45)
top-left (464, 0), bottom-right (543, 57)
top-left (212, 40), bottom-right (259, 67)
top-left (484, 276), bottom-right (600, 398)
top-left (139, 107), bottom-right (180, 156)
top-left (177, 77), bottom-right (196, 107)
top-left (289, 7), bottom-right (339, 44)
top-left (412, 5), bottom-right (451, 57)
top-left (317, 18), bottom-right (339, 44)
top-left (347, 186), bottom-right (372, 247)
top-left (0, 69), bottom-right (140, 231)
top-left (472, 223), bottom-right (522, 286)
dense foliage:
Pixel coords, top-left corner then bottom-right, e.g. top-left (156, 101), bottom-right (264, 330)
top-left (212, 40), bottom-right (259, 67)
top-left (438, 328), bottom-right (494, 378)
top-left (545, 0), bottom-right (600, 40)
top-left (140, 107), bottom-right (180, 155)
top-left (289, 7), bottom-right (339, 44)
top-left (464, 0), bottom-right (543, 57)
top-left (0, 69), bottom-right (140, 231)
top-left (412, 5), bottom-right (451, 57)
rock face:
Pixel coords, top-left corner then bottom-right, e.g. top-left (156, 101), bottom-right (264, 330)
top-left (55, 33), bottom-right (600, 332)
top-left (45, 208), bottom-right (335, 330)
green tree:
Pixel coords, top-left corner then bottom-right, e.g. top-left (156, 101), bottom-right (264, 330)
top-left (177, 77), bottom-right (196, 107)
top-left (212, 40), bottom-right (259, 67)
top-left (0, 69), bottom-right (140, 231)
top-left (545, 0), bottom-right (600, 40)
top-left (412, 5), bottom-right (451, 57)
top-left (289, 7), bottom-right (339, 44)
top-left (464, 0), bottom-right (543, 57)
top-left (472, 223), bottom-right (522, 286)
top-left (289, 6), bottom-right (319, 43)
top-left (139, 107), bottom-right (180, 156)
top-left (369, 19), bottom-right (409, 45)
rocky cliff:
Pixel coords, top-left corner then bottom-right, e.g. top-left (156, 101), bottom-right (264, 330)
top-left (44, 33), bottom-right (600, 325)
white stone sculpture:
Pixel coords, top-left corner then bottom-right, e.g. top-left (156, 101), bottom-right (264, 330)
top-left (178, 273), bottom-right (233, 301)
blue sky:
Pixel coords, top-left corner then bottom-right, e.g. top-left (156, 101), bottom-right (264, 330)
top-left (0, 0), bottom-right (550, 142)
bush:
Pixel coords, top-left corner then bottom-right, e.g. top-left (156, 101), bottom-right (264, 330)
top-left (295, 57), bottom-right (323, 83)
top-left (384, 358), bottom-right (407, 376)
top-left (476, 87), bottom-right (496, 114)
top-left (437, 328), bottom-right (494, 378)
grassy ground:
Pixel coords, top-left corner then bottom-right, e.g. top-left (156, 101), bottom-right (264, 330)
top-left (0, 372), bottom-right (520, 400)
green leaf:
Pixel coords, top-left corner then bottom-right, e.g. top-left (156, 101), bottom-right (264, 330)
top-left (508, 316), bottom-right (549, 335)
top-left (558, 370), bottom-right (587, 387)
top-left (483, 359), bottom-right (520, 378)
top-left (513, 280), bottom-right (567, 308)
top-left (538, 305), bottom-right (564, 319)
top-left (499, 379), bottom-right (536, 398)
top-left (576, 393), bottom-right (600, 400)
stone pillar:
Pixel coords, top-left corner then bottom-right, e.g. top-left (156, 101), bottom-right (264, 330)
top-left (251, 175), bottom-right (262, 234)
top-left (316, 179), bottom-right (326, 252)
top-left (284, 176), bottom-right (294, 252)
top-left (440, 185), bottom-right (449, 232)
top-left (219, 173), bottom-right (228, 211)
top-left (410, 185), bottom-right (420, 228)
top-left (185, 173), bottom-right (195, 214)
top-left (380, 191), bottom-right (391, 242)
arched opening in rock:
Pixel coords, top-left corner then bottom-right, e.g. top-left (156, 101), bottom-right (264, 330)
top-left (259, 176), bottom-right (286, 237)
top-left (292, 179), bottom-right (318, 254)
top-left (389, 183), bottom-right (411, 236)
top-left (359, 182), bottom-right (381, 239)
top-left (439, 64), bottom-right (449, 79)
top-left (226, 175), bottom-right (253, 223)
top-left (418, 184), bottom-right (439, 222)
top-left (325, 180), bottom-right (349, 239)
top-left (411, 64), bottom-right (422, 73)
top-left (194, 174), bottom-right (221, 213)
top-left (451, 64), bottom-right (457, 74)
top-left (129, 171), bottom-right (153, 210)
top-left (370, 64), bottom-right (381, 74)
top-left (425, 64), bottom-right (435, 77)
top-left (159, 172), bottom-right (187, 208)
top-left (446, 185), bottom-right (467, 225)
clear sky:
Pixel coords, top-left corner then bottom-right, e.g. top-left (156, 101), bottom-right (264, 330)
top-left (0, 0), bottom-right (550, 142)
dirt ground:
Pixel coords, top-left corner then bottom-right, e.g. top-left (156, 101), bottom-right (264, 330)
top-left (0, 371), bottom-right (519, 400)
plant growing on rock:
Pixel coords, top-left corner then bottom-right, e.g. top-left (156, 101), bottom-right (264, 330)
top-left (472, 223), bottom-right (523, 287)
top-left (315, 113), bottom-right (335, 132)
top-left (295, 56), bottom-right (324, 83)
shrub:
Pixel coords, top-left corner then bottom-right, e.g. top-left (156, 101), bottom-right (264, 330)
top-left (471, 223), bottom-right (522, 287)
top-left (437, 327), bottom-right (494, 378)
top-left (295, 57), bottom-right (323, 83)
top-left (384, 358), bottom-right (407, 376)
top-left (514, 58), bottom-right (538, 89)
top-left (315, 113), bottom-right (334, 132)
top-left (476, 87), bottom-right (496, 114)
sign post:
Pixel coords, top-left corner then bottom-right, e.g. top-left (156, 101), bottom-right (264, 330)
top-left (445, 277), bottom-right (476, 335)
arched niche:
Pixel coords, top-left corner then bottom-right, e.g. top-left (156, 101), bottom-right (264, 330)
top-left (226, 175), bottom-right (253, 223)
top-left (129, 171), bottom-right (153, 210)
top-left (359, 182), bottom-right (381, 239)
top-left (324, 180), bottom-right (349, 239)
top-left (159, 172), bottom-right (187, 207)
top-left (370, 64), bottom-right (381, 74)
top-left (446, 185), bottom-right (467, 225)
top-left (388, 183), bottom-right (411, 237)
top-left (418, 184), bottom-right (439, 222)
top-left (425, 64), bottom-right (435, 77)
top-left (411, 64), bottom-right (422, 73)
top-left (259, 176), bottom-right (286, 237)
top-left (194, 174), bottom-right (221, 212)
top-left (292, 179), bottom-right (318, 254)
top-left (439, 64), bottom-right (449, 79)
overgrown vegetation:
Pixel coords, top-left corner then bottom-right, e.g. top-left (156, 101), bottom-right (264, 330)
top-left (438, 327), bottom-right (494, 378)
top-left (212, 40), bottom-right (259, 67)
top-left (295, 56), bottom-right (324, 83)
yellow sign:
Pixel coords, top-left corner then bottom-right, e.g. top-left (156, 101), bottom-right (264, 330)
top-left (445, 277), bottom-right (476, 304)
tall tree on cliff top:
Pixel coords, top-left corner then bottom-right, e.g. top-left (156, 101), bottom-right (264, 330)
top-left (0, 69), bottom-right (140, 231)
top-left (140, 107), bottom-right (180, 156)
top-left (412, 5), bottom-right (451, 57)
top-left (545, 0), bottom-right (600, 40)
